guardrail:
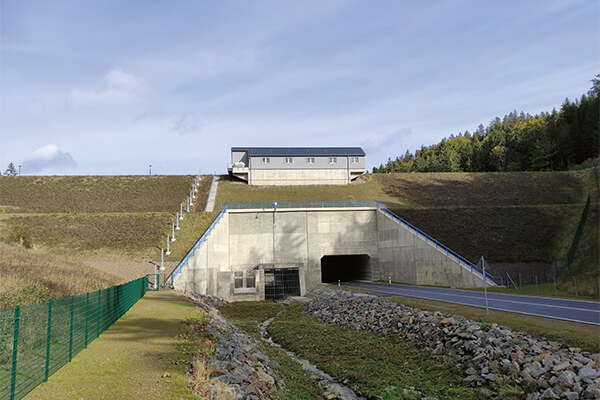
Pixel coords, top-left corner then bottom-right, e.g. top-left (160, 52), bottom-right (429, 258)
top-left (169, 207), bottom-right (229, 282)
top-left (220, 200), bottom-right (380, 210)
top-left (377, 206), bottom-right (501, 286)
top-left (0, 276), bottom-right (148, 400)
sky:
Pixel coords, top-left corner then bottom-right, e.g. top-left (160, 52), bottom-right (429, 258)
top-left (1, 0), bottom-right (599, 175)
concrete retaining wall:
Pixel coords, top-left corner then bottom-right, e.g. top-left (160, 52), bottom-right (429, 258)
top-left (174, 206), bottom-right (488, 301)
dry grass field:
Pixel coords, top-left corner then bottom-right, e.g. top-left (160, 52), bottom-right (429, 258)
top-left (0, 242), bottom-right (122, 308)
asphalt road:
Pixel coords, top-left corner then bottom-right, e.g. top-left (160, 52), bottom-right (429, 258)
top-left (342, 281), bottom-right (600, 326)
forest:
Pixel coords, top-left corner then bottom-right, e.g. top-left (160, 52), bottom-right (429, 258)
top-left (374, 76), bottom-right (600, 173)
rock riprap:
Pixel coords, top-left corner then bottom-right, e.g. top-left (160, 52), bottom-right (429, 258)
top-left (305, 288), bottom-right (600, 400)
top-left (189, 294), bottom-right (281, 400)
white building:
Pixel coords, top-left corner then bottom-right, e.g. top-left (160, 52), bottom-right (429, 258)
top-left (228, 147), bottom-right (366, 185)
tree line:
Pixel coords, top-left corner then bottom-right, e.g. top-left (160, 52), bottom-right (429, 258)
top-left (373, 76), bottom-right (600, 173)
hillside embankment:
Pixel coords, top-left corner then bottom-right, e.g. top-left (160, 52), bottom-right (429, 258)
top-left (0, 175), bottom-right (212, 305)
top-left (1, 169), bottom-right (597, 305)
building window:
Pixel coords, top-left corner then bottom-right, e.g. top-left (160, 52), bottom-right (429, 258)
top-left (261, 157), bottom-right (270, 164)
top-left (328, 157), bottom-right (337, 164)
top-left (350, 156), bottom-right (360, 163)
top-left (306, 157), bottom-right (315, 164)
top-left (284, 157), bottom-right (293, 164)
top-left (234, 271), bottom-right (256, 291)
top-left (234, 271), bottom-right (244, 289)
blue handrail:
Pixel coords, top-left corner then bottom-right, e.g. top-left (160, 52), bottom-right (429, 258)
top-left (377, 206), bottom-right (500, 285)
top-left (171, 205), bottom-right (229, 280)
top-left (220, 200), bottom-right (380, 210)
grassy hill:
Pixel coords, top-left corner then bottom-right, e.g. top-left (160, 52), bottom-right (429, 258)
top-left (0, 175), bottom-right (197, 213)
top-left (0, 175), bottom-right (213, 306)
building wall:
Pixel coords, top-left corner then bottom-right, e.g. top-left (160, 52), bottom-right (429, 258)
top-left (249, 168), bottom-right (360, 185)
top-left (248, 155), bottom-right (365, 170)
top-left (174, 207), bottom-right (489, 301)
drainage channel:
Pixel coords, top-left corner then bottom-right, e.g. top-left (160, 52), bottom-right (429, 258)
top-left (259, 301), bottom-right (367, 400)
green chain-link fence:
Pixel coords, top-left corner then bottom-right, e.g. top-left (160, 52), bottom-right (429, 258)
top-left (0, 276), bottom-right (148, 400)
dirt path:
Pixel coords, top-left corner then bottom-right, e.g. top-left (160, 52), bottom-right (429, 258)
top-left (27, 291), bottom-right (198, 400)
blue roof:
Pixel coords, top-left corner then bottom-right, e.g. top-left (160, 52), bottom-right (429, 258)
top-left (231, 147), bottom-right (366, 157)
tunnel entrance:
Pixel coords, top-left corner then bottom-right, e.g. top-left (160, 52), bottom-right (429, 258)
top-left (320, 254), bottom-right (371, 283)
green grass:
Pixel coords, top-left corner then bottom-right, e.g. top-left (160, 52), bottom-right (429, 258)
top-left (0, 213), bottom-right (174, 257)
top-left (387, 295), bottom-right (600, 353)
top-left (270, 303), bottom-right (486, 399)
top-left (217, 174), bottom-right (398, 205)
top-left (391, 204), bottom-right (583, 263)
top-left (220, 301), bottom-right (326, 399)
top-left (27, 291), bottom-right (201, 400)
top-left (374, 170), bottom-right (597, 208)
top-left (0, 175), bottom-right (205, 213)
top-left (222, 301), bottom-right (487, 399)
top-left (468, 282), bottom-right (600, 301)
top-left (164, 211), bottom-right (219, 262)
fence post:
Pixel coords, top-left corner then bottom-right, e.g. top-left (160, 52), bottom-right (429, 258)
top-left (69, 295), bottom-right (74, 361)
top-left (45, 299), bottom-right (53, 381)
top-left (85, 292), bottom-right (90, 348)
top-left (10, 305), bottom-right (20, 399)
top-left (97, 290), bottom-right (101, 340)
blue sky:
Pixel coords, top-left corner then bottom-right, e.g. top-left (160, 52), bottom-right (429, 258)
top-left (1, 0), bottom-right (599, 175)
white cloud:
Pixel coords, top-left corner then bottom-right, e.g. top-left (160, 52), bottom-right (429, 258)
top-left (21, 144), bottom-right (77, 173)
top-left (67, 67), bottom-right (145, 107)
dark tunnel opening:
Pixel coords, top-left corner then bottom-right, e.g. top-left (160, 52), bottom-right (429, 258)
top-left (320, 254), bottom-right (371, 283)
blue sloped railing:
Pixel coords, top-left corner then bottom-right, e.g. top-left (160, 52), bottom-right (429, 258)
top-left (170, 206), bottom-right (229, 281)
top-left (377, 206), bottom-right (501, 286)
top-left (220, 200), bottom-right (380, 210)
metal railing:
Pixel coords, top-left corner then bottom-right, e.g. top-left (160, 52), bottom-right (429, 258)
top-left (377, 207), bottom-right (501, 286)
top-left (0, 276), bottom-right (148, 400)
top-left (220, 200), bottom-right (380, 210)
top-left (169, 208), bottom-right (229, 282)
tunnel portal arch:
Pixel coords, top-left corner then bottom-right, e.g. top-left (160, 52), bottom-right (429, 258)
top-left (320, 254), bottom-right (371, 283)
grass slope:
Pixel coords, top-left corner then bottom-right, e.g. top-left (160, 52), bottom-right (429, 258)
top-left (0, 175), bottom-right (212, 304)
top-left (391, 204), bottom-right (582, 263)
top-left (217, 175), bottom-right (398, 205)
top-left (0, 175), bottom-right (197, 213)
top-left (374, 170), bottom-right (596, 208)
top-left (0, 213), bottom-right (173, 256)
top-left (0, 243), bottom-right (122, 308)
